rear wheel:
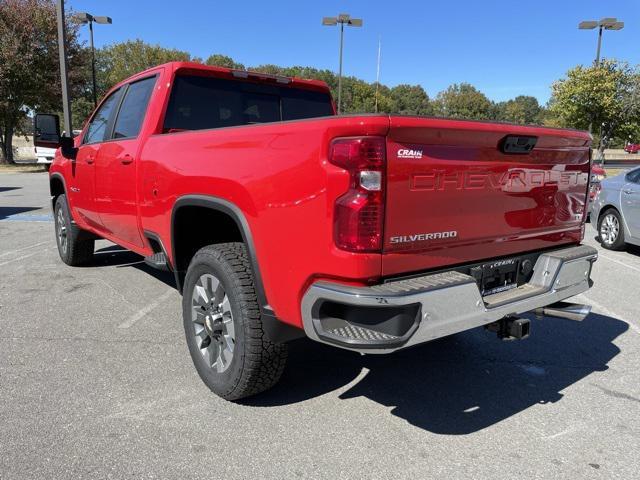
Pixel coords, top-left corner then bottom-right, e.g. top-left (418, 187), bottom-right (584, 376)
top-left (598, 208), bottom-right (625, 250)
top-left (182, 243), bottom-right (288, 401)
top-left (54, 194), bottom-right (94, 265)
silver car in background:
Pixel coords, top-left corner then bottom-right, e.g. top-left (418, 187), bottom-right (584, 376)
top-left (591, 166), bottom-right (640, 250)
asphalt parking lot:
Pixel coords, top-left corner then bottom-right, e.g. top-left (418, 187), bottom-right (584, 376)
top-left (1, 171), bottom-right (640, 479)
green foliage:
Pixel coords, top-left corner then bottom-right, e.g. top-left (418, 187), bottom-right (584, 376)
top-left (0, 0), bottom-right (86, 162)
top-left (433, 83), bottom-right (493, 120)
top-left (205, 54), bottom-right (244, 70)
top-left (389, 84), bottom-right (432, 116)
top-left (493, 96), bottom-right (542, 124)
top-left (95, 39), bottom-right (193, 96)
top-left (548, 60), bottom-right (640, 144)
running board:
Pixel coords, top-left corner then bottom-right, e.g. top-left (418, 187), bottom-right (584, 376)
top-left (144, 252), bottom-right (170, 271)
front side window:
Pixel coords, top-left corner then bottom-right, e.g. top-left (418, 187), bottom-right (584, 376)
top-left (163, 74), bottom-right (333, 132)
top-left (83, 89), bottom-right (122, 144)
top-left (113, 76), bottom-right (157, 139)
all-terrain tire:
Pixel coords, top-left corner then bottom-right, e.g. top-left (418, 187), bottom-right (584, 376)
top-left (54, 194), bottom-right (94, 266)
top-left (182, 242), bottom-right (288, 401)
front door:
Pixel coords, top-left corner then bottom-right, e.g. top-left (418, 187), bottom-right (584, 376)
top-left (94, 76), bottom-right (157, 249)
top-left (69, 88), bottom-right (123, 230)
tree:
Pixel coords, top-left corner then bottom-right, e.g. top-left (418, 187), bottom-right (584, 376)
top-left (493, 95), bottom-right (542, 124)
top-left (205, 54), bottom-right (244, 70)
top-left (389, 84), bottom-right (432, 116)
top-left (433, 83), bottom-right (493, 120)
top-left (548, 60), bottom-right (640, 144)
top-left (0, 0), bottom-right (87, 163)
top-left (96, 40), bottom-right (194, 96)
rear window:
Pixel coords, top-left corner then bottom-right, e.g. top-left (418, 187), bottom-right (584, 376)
top-left (163, 75), bottom-right (333, 132)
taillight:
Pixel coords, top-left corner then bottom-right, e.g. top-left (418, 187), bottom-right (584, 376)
top-left (329, 136), bottom-right (386, 252)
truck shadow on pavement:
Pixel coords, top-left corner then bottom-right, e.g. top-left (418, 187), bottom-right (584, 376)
top-left (249, 312), bottom-right (627, 435)
top-left (0, 205), bottom-right (40, 220)
top-left (90, 245), bottom-right (176, 288)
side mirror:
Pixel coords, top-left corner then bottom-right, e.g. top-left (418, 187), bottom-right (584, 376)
top-left (34, 113), bottom-right (77, 160)
top-left (34, 113), bottom-right (61, 148)
top-left (60, 136), bottom-right (77, 160)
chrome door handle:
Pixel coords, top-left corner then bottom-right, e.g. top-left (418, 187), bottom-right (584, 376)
top-left (120, 154), bottom-right (133, 165)
top-left (623, 189), bottom-right (635, 194)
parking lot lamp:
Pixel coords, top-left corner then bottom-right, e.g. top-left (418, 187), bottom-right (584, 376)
top-left (322, 13), bottom-right (363, 114)
top-left (74, 12), bottom-right (112, 107)
top-left (579, 18), bottom-right (624, 66)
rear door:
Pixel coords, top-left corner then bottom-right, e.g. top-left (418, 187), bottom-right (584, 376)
top-left (622, 168), bottom-right (640, 239)
top-left (382, 117), bottom-right (591, 276)
top-left (71, 88), bottom-right (123, 230)
top-left (94, 75), bottom-right (157, 248)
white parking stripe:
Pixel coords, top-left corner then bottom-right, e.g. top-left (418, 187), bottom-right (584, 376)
top-left (575, 293), bottom-right (640, 334)
top-left (0, 241), bottom-right (49, 258)
top-left (118, 289), bottom-right (175, 329)
top-left (597, 251), bottom-right (640, 274)
top-left (0, 251), bottom-right (43, 267)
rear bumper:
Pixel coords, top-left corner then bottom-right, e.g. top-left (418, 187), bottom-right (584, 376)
top-left (301, 245), bottom-right (597, 353)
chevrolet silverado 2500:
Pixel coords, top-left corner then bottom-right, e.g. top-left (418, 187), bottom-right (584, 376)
top-left (34, 62), bottom-right (597, 400)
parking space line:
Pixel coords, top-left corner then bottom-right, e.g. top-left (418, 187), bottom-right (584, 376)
top-left (0, 250), bottom-right (46, 267)
top-left (575, 293), bottom-right (640, 334)
top-left (597, 251), bottom-right (640, 274)
top-left (118, 289), bottom-right (175, 329)
top-left (0, 241), bottom-right (50, 258)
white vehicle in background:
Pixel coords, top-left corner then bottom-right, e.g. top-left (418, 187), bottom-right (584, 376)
top-left (34, 130), bottom-right (81, 170)
top-left (35, 145), bottom-right (56, 170)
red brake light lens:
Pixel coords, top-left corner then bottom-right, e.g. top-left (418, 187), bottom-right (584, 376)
top-left (329, 137), bottom-right (386, 252)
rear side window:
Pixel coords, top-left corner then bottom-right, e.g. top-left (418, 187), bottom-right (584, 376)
top-left (163, 75), bottom-right (333, 132)
top-left (84, 89), bottom-right (122, 144)
top-left (113, 76), bottom-right (156, 139)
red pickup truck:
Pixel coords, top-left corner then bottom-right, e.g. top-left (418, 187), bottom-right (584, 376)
top-left (35, 62), bottom-right (597, 400)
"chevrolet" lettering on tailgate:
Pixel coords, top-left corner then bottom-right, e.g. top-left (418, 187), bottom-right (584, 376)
top-left (411, 169), bottom-right (586, 192)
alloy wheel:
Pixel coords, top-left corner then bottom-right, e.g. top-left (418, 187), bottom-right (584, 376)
top-left (191, 273), bottom-right (235, 373)
top-left (56, 208), bottom-right (68, 255)
top-left (600, 213), bottom-right (619, 246)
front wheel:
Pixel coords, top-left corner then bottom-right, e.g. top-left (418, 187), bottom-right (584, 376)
top-left (54, 194), bottom-right (94, 265)
top-left (182, 243), bottom-right (288, 401)
top-left (598, 208), bottom-right (626, 251)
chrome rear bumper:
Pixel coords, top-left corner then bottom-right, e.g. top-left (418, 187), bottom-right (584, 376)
top-left (301, 245), bottom-right (597, 353)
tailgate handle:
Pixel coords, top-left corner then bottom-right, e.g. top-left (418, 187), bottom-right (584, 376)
top-left (499, 135), bottom-right (537, 154)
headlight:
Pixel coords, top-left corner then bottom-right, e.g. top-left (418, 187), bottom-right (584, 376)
top-left (591, 174), bottom-right (605, 183)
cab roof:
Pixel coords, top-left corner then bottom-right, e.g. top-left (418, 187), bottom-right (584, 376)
top-left (116, 61), bottom-right (332, 94)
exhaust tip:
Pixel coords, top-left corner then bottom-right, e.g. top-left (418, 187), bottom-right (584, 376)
top-left (535, 302), bottom-right (592, 322)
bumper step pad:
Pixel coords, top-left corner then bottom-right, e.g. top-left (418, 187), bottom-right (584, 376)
top-left (326, 325), bottom-right (399, 342)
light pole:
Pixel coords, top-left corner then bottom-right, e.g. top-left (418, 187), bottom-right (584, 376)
top-left (322, 13), bottom-right (363, 114)
top-left (578, 17), bottom-right (624, 66)
top-left (74, 12), bottom-right (112, 107)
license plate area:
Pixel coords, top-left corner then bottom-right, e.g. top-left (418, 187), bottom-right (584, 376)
top-left (471, 258), bottom-right (519, 297)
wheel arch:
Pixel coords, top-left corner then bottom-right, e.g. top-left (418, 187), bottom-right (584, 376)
top-left (597, 204), bottom-right (622, 224)
top-left (49, 173), bottom-right (66, 210)
top-left (171, 195), bottom-right (303, 343)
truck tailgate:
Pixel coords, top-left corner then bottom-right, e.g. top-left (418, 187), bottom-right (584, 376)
top-left (383, 116), bottom-right (591, 277)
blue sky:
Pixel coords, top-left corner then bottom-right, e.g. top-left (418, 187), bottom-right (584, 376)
top-left (68, 0), bottom-right (640, 104)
